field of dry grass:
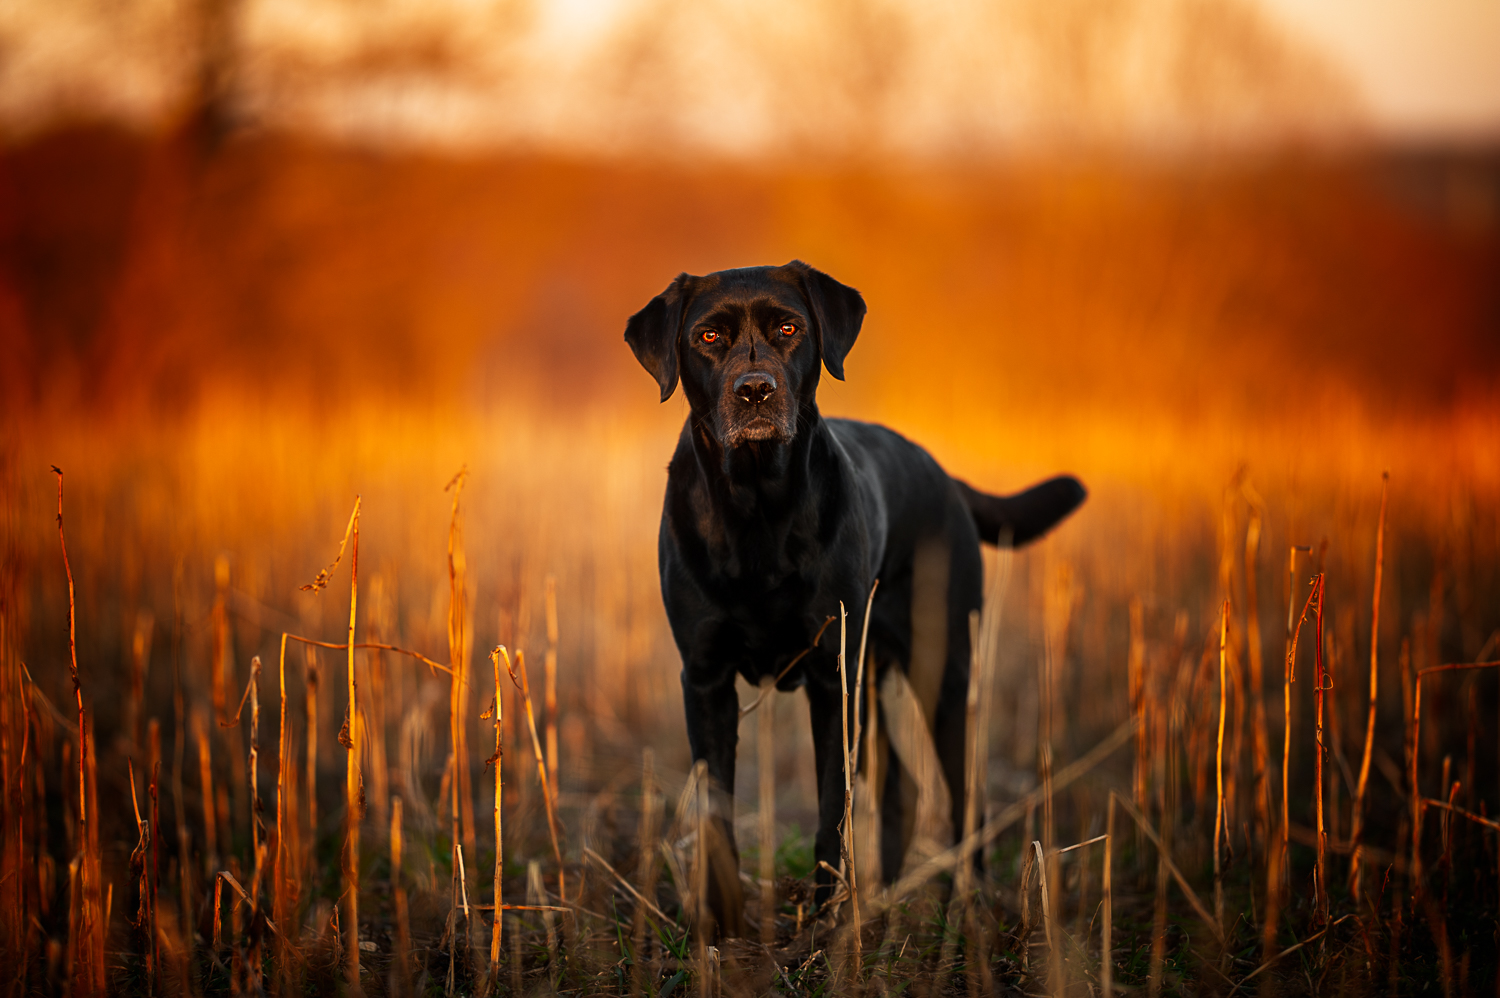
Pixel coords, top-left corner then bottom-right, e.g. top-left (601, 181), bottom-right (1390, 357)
top-left (2, 127), bottom-right (1498, 995)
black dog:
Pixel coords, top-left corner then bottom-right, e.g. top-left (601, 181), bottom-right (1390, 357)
top-left (625, 261), bottom-right (1085, 934)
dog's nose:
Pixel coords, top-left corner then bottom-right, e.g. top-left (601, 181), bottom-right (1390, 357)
top-left (734, 372), bottom-right (777, 405)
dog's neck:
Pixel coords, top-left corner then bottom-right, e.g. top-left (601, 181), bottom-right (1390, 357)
top-left (684, 400), bottom-right (829, 525)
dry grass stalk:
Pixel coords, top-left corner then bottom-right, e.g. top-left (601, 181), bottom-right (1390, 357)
top-left (1410, 655), bottom-right (1428, 892)
top-left (955, 610), bottom-right (983, 992)
top-left (342, 497), bottom-right (364, 986)
top-left (1041, 561), bottom-right (1072, 998)
top-left (1215, 599), bottom-right (1229, 936)
top-left (212, 870), bottom-right (223, 950)
top-left (274, 633), bottom-right (296, 977)
top-left (506, 650), bottom-right (566, 896)
top-left (128, 757), bottom-right (152, 983)
top-left (485, 646), bottom-right (507, 985)
top-left (757, 677), bottom-right (776, 946)
top-left (447, 843), bottom-right (461, 995)
top-left (445, 467), bottom-right (480, 958)
top-left (303, 642), bottom-right (319, 852)
top-left (391, 796), bottom-right (412, 996)
top-left (1242, 482), bottom-right (1272, 857)
top-left (1326, 629), bottom-right (1347, 851)
top-left (1260, 815), bottom-right (1285, 980)
top-left (147, 724), bottom-right (162, 986)
top-left (194, 709), bottom-right (219, 885)
top-left (510, 910), bottom-right (523, 996)
top-left (1128, 596), bottom-right (1148, 815)
top-left (245, 657), bottom-right (263, 906)
top-left (1439, 774), bottom-right (1458, 868)
top-left (632, 749), bottom-right (660, 993)
top-left (1409, 658), bottom-right (1500, 892)
top-left (1019, 842), bottom-right (1038, 964)
top-left (545, 575), bottom-right (560, 801)
top-left (693, 759), bottom-right (710, 989)
top-left (3, 598), bottom-right (33, 982)
top-left (84, 719), bottom-right (102, 977)
top-left (959, 542), bottom-right (1011, 972)
top-left (1350, 473), bottom-right (1389, 898)
top-left (1310, 573), bottom-right (1328, 924)
top-left (863, 663), bottom-right (879, 906)
top-left (1281, 545), bottom-right (1310, 890)
top-left (1102, 795), bottom-right (1114, 998)
top-left (210, 554), bottom-right (227, 727)
top-left (298, 497), bottom-right (365, 982)
top-left (126, 611), bottom-right (152, 755)
top-left (50, 467), bottom-right (102, 993)
top-left (1030, 839), bottom-right (1057, 988)
top-left (168, 578), bottom-right (193, 971)
top-left (232, 656), bottom-right (269, 990)
top-left (839, 580), bottom-right (877, 978)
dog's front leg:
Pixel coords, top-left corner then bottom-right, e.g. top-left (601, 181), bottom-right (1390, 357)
top-left (681, 666), bottom-right (747, 936)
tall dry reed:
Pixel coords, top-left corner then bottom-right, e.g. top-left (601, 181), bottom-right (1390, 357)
top-left (1349, 472), bottom-right (1388, 897)
top-left (1310, 573), bottom-right (1328, 924)
top-left (51, 467), bottom-right (103, 994)
top-left (1214, 599), bottom-right (1228, 935)
top-left (486, 645), bottom-right (507, 986)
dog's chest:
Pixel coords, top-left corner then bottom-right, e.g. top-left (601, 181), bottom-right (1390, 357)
top-left (678, 514), bottom-right (831, 679)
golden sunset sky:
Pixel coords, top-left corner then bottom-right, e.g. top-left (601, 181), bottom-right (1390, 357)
top-left (1, 0), bottom-right (1495, 151)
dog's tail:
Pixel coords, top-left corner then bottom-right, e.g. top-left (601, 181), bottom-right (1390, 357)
top-left (952, 475), bottom-right (1087, 547)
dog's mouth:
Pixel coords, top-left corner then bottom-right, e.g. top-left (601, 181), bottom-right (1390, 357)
top-left (723, 415), bottom-right (790, 448)
top-left (738, 418), bottom-right (781, 441)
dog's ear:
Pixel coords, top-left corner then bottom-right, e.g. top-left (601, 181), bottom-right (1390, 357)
top-left (785, 260), bottom-right (866, 381)
top-left (624, 272), bottom-right (696, 402)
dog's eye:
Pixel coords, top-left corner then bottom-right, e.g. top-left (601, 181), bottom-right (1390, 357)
top-left (779, 323), bottom-right (797, 336)
top-left (700, 330), bottom-right (718, 343)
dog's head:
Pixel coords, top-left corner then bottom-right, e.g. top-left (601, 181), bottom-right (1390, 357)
top-left (624, 261), bottom-right (865, 453)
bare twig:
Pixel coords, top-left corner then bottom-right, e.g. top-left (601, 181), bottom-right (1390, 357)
top-left (584, 846), bottom-right (673, 924)
top-left (1226, 914), bottom-right (1356, 995)
top-left (214, 872), bottom-right (286, 942)
top-left (873, 717), bottom-right (1137, 912)
top-left (284, 636), bottom-right (453, 677)
top-left (1055, 834), bottom-right (1109, 855)
top-left (1110, 792), bottom-right (1226, 944)
top-left (739, 616), bottom-right (838, 717)
top-left (1421, 797), bottom-right (1500, 833)
top-left (299, 501), bottom-right (360, 593)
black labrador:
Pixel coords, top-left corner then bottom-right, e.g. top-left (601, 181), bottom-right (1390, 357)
top-left (624, 260), bottom-right (1085, 935)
